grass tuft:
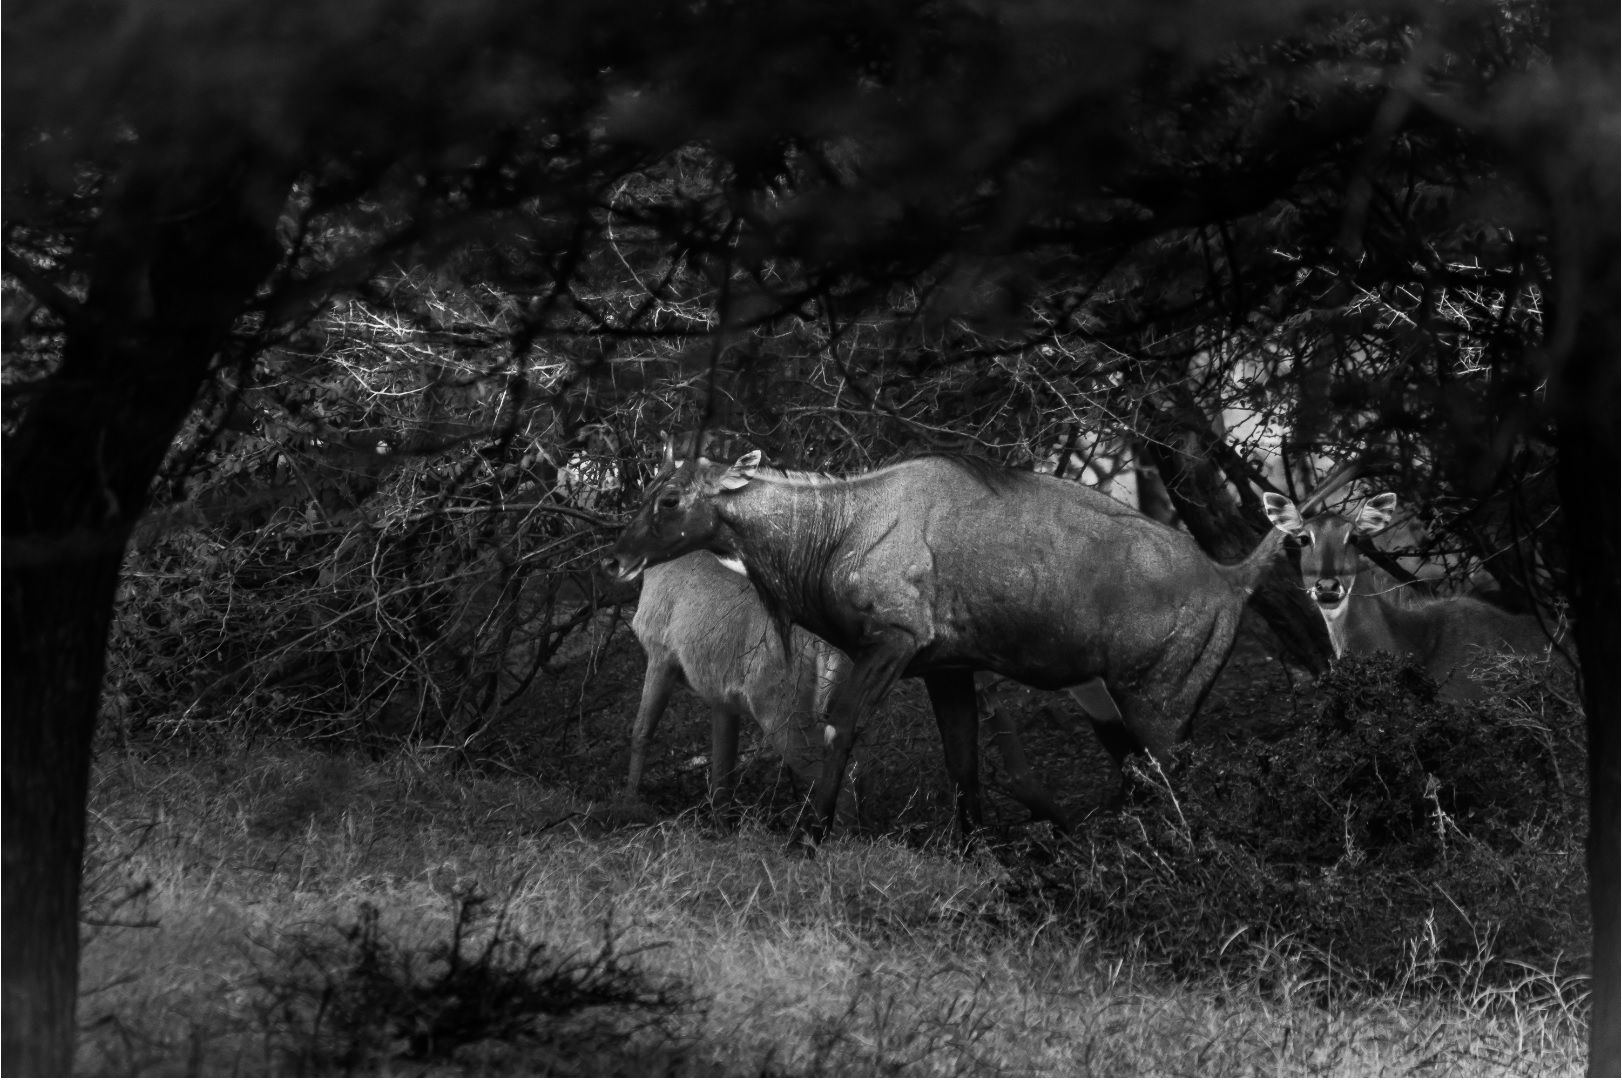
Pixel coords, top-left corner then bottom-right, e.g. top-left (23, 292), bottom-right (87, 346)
top-left (253, 891), bottom-right (693, 1075)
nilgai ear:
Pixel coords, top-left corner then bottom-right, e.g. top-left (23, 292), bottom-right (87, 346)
top-left (660, 431), bottom-right (675, 472)
top-left (1355, 493), bottom-right (1397, 534)
top-left (1262, 492), bottom-right (1307, 536)
top-left (716, 449), bottom-right (762, 491)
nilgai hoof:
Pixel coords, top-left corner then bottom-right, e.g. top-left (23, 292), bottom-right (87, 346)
top-left (785, 830), bottom-right (819, 859)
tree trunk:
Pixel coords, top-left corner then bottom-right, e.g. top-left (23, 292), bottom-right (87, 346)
top-left (1558, 404), bottom-right (1620, 1079)
top-left (1, 156), bottom-right (289, 1072)
top-left (1537, 0), bottom-right (1620, 1041)
top-left (2, 554), bottom-right (122, 1074)
top-left (1143, 405), bottom-right (1333, 674)
top-left (1130, 440), bottom-right (1179, 526)
top-left (1554, 307), bottom-right (1620, 1079)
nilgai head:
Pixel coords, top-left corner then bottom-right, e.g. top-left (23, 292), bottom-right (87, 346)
top-left (1263, 491), bottom-right (1397, 616)
top-left (609, 436), bottom-right (763, 581)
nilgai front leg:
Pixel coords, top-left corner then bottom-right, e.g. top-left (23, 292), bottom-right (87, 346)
top-left (625, 657), bottom-right (680, 799)
top-left (923, 669), bottom-right (986, 840)
top-left (793, 640), bottom-right (910, 853)
top-left (980, 687), bottom-right (1072, 832)
top-left (708, 708), bottom-right (743, 821)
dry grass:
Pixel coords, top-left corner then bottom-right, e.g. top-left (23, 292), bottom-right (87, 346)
top-left (76, 745), bottom-right (1586, 1076)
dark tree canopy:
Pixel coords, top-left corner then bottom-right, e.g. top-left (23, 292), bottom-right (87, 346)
top-left (4, 0), bottom-right (1615, 1072)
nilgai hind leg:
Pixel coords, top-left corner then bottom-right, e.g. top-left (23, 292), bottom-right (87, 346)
top-left (1093, 687), bottom-right (1191, 805)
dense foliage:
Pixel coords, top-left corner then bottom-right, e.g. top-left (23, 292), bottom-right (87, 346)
top-left (1023, 653), bottom-right (1587, 991)
top-left (13, 1), bottom-right (1601, 748)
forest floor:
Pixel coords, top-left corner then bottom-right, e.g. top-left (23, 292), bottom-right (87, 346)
top-left (75, 614), bottom-right (1588, 1075)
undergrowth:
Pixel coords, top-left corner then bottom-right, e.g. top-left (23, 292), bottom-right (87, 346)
top-left (1013, 651), bottom-right (1588, 997)
top-left (75, 650), bottom-right (1590, 1075)
top-left (255, 891), bottom-right (694, 1076)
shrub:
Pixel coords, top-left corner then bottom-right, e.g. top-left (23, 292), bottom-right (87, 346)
top-left (1016, 652), bottom-right (1588, 993)
top-left (253, 889), bottom-right (698, 1075)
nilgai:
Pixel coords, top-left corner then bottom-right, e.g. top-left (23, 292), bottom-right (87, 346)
top-left (628, 550), bottom-right (862, 823)
top-left (1262, 491), bottom-right (1559, 697)
top-left (610, 441), bottom-right (1292, 847)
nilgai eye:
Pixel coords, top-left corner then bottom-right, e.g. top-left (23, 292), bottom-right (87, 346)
top-left (657, 492), bottom-right (680, 511)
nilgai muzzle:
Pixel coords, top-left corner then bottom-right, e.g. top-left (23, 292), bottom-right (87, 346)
top-left (1263, 491), bottom-right (1560, 697)
top-left (611, 440), bottom-right (1287, 847)
top-left (627, 550), bottom-right (862, 824)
